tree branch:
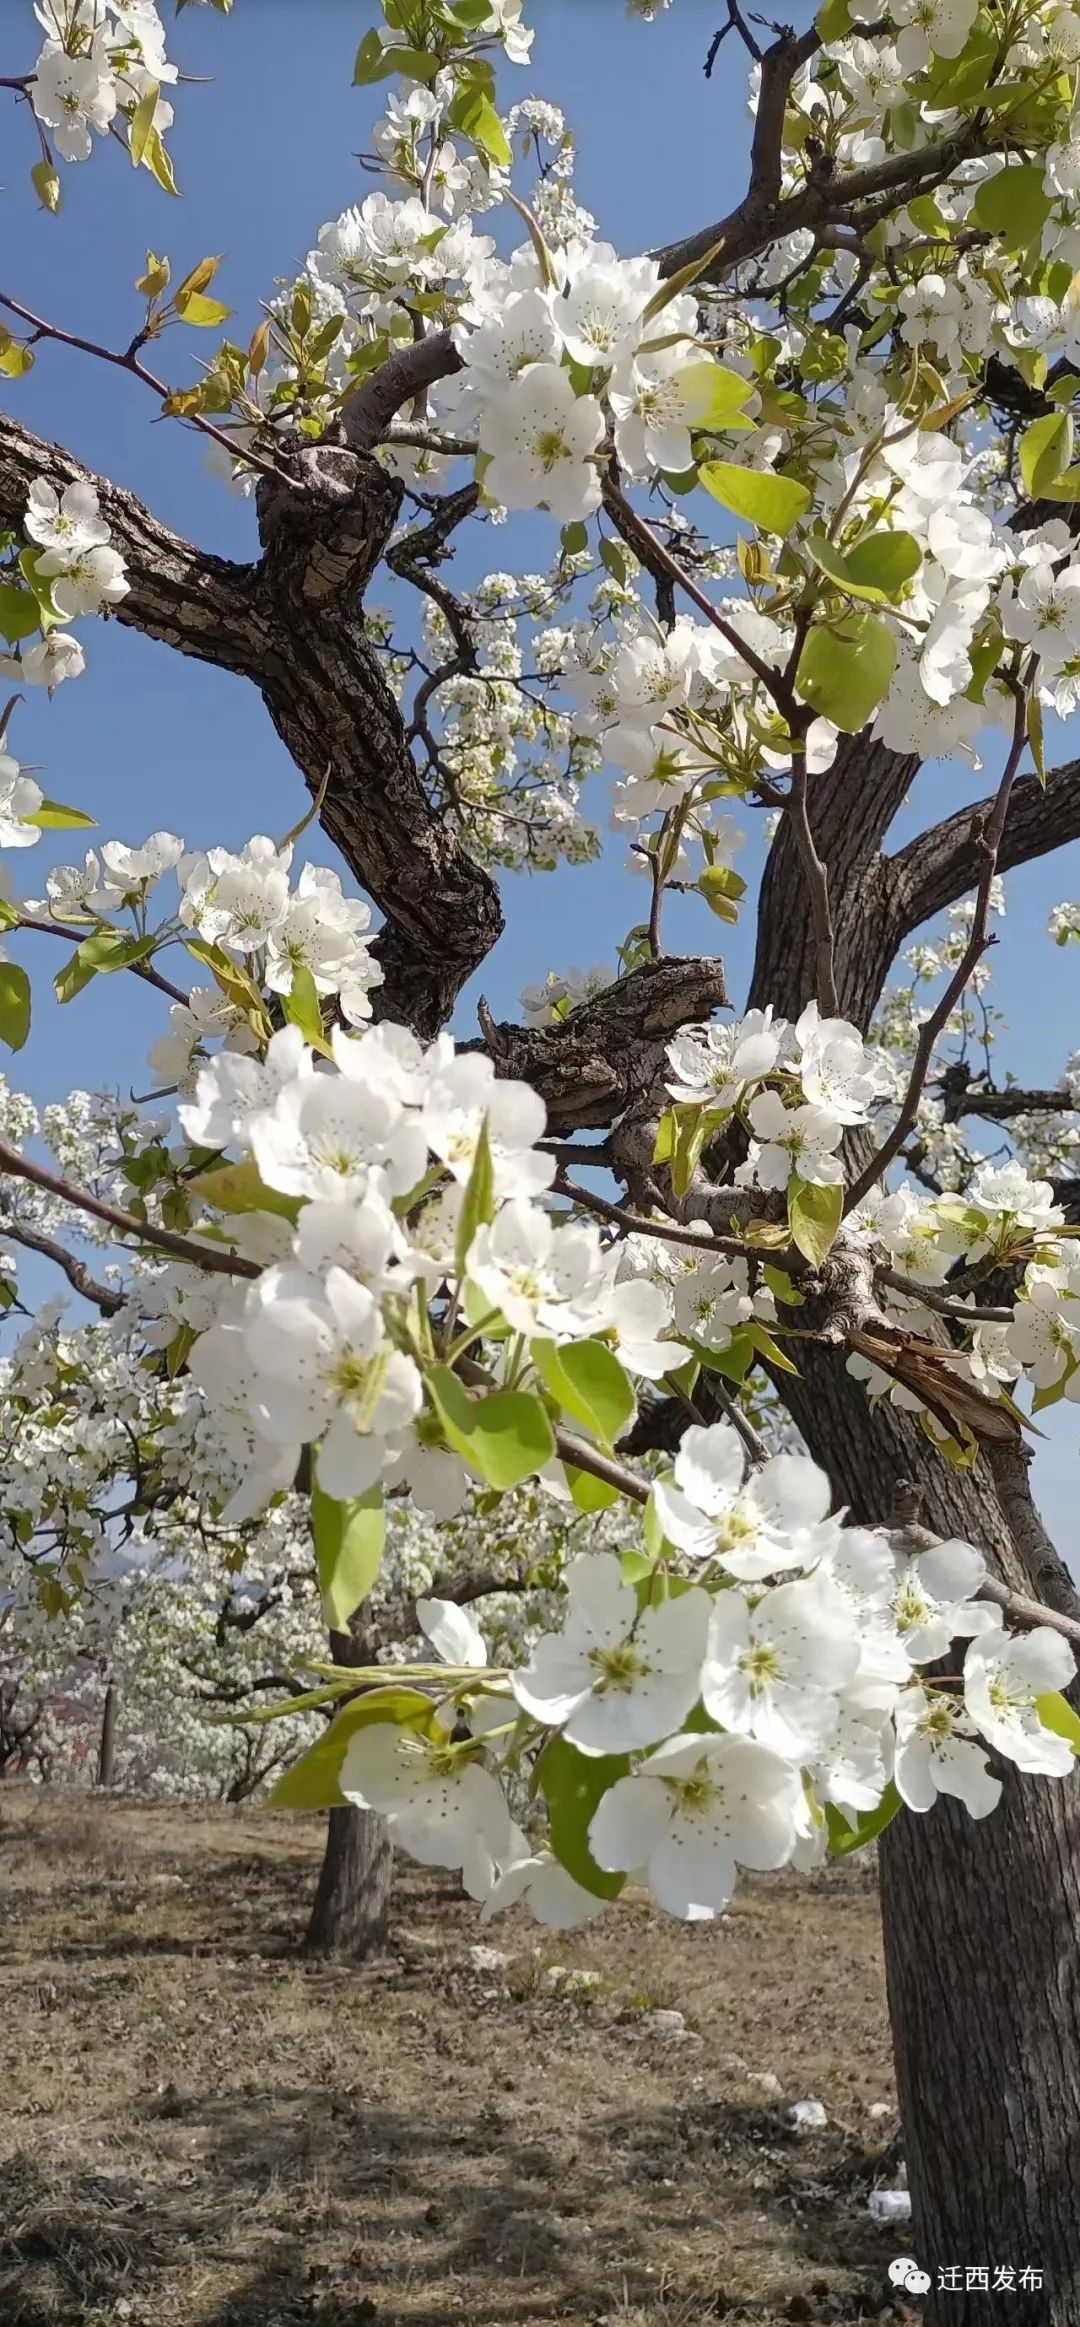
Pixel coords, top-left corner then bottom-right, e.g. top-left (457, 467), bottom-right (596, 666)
top-left (0, 1210), bottom-right (124, 1315)
top-left (0, 1139), bottom-right (261, 1283)
top-left (846, 687), bottom-right (1030, 1211)
top-left (889, 756), bottom-right (1080, 938)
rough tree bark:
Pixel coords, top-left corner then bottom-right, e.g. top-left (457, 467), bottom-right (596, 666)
top-left (748, 758), bottom-right (1080, 2326)
top-left (304, 1800), bottom-right (393, 1959)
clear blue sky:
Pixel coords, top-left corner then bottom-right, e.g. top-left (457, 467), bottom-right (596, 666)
top-left (4, 0), bottom-right (1080, 1533)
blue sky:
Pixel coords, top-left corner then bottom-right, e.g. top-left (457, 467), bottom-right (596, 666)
top-left (3, 0), bottom-right (1080, 1534)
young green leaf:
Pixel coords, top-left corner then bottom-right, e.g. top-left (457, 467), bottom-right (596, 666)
top-left (24, 798), bottom-right (97, 830)
top-left (530, 1337), bottom-right (636, 1447)
top-left (54, 930), bottom-right (158, 1004)
top-left (426, 1366), bottom-right (555, 1489)
top-left (973, 164), bottom-right (1051, 251)
top-left (455, 1116), bottom-right (496, 1276)
top-left (537, 1735), bottom-right (629, 1900)
top-left (788, 1176), bottom-right (843, 1267)
top-left (189, 1158), bottom-right (300, 1222)
top-left (698, 460), bottom-right (812, 537)
top-left (825, 1783), bottom-right (901, 1856)
top-left (805, 529), bottom-right (921, 605)
top-left (0, 962), bottom-right (31, 1052)
top-left (311, 1481), bottom-right (385, 1632)
top-left (796, 612), bottom-right (896, 732)
top-left (269, 1685), bottom-right (433, 1811)
top-left (284, 962), bottom-right (330, 1053)
top-left (1034, 1691), bottom-right (1080, 1753)
top-left (1020, 410), bottom-right (1073, 499)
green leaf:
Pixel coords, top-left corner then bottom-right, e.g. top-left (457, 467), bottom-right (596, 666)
top-left (129, 79), bottom-right (159, 167)
top-left (0, 583), bottom-right (43, 644)
top-left (426, 1366), bottom-right (555, 1490)
top-left (0, 962), bottom-right (30, 1052)
top-left (1034, 1691), bottom-right (1080, 1753)
top-left (54, 930), bottom-right (158, 1004)
top-left (189, 1158), bottom-right (300, 1222)
top-left (353, 26), bottom-right (387, 80)
top-left (448, 84), bottom-right (511, 162)
top-left (269, 1686), bottom-right (432, 1811)
top-left (30, 159), bottom-right (61, 214)
top-left (24, 798), bottom-right (96, 831)
top-left (697, 864), bottom-right (746, 923)
top-left (139, 123), bottom-right (178, 196)
top-left (1020, 410), bottom-right (1073, 499)
top-left (795, 612), bottom-right (896, 733)
top-left (788, 1177), bottom-right (843, 1268)
top-left (695, 1328), bottom-right (754, 1381)
top-left (560, 520), bottom-right (588, 556)
top-left (175, 292), bottom-right (232, 328)
top-left (1035, 463), bottom-right (1080, 503)
top-left (312, 1481), bottom-right (385, 1632)
top-left (762, 1264), bottom-right (804, 1308)
top-left (0, 896), bottom-right (17, 932)
top-left (537, 1735), bottom-right (628, 1901)
top-left (599, 535), bottom-right (628, 586)
top-left (283, 962), bottom-right (329, 1052)
top-left (815, 0), bottom-right (852, 36)
top-left (0, 341), bottom-right (34, 379)
top-left (825, 1783), bottom-right (901, 1857)
top-left (805, 529), bottom-right (921, 605)
top-left (455, 1116), bottom-right (496, 1276)
top-left (745, 1321), bottom-right (800, 1376)
top-left (678, 360), bottom-right (755, 431)
top-left (973, 164), bottom-right (1051, 251)
top-left (565, 1463), bottom-right (620, 1512)
top-left (698, 461), bottom-right (811, 537)
top-left (531, 1338), bottom-right (636, 1448)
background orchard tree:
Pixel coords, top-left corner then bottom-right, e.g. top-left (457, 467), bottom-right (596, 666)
top-left (6, 1), bottom-right (1080, 2318)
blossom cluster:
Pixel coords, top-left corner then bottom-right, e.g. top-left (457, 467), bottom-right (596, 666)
top-left (1, 476), bottom-right (130, 691)
top-left (336, 1423), bottom-right (1077, 1929)
top-left (28, 0), bottom-right (184, 171)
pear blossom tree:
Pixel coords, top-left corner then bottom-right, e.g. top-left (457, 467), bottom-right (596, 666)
top-left (7, 0), bottom-right (1080, 2313)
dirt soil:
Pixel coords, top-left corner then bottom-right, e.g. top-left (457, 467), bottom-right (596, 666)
top-left (0, 1787), bottom-right (912, 2327)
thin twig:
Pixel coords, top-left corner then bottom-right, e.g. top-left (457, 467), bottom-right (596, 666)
top-left (845, 683), bottom-right (1030, 1213)
top-left (0, 1212), bottom-right (124, 1315)
top-left (0, 1139), bottom-right (261, 1282)
top-left (878, 1267), bottom-right (1014, 1326)
top-left (0, 290), bottom-right (292, 488)
top-left (16, 914), bottom-right (189, 1005)
top-left (602, 471), bottom-right (797, 715)
top-left (555, 1173), bottom-right (782, 1262)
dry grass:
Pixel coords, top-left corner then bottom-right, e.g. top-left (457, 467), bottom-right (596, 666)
top-left (0, 1787), bottom-right (909, 2327)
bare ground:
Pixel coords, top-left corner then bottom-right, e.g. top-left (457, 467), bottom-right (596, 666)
top-left (0, 1787), bottom-right (913, 2327)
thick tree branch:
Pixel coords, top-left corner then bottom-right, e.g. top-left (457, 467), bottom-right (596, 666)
top-left (0, 412), bottom-right (260, 673)
top-left (0, 412), bottom-right (503, 1037)
top-left (473, 955), bottom-right (729, 1132)
top-left (889, 756), bottom-right (1080, 937)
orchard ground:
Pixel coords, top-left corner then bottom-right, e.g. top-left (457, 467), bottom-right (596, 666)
top-left (0, 1789), bottom-right (916, 2327)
